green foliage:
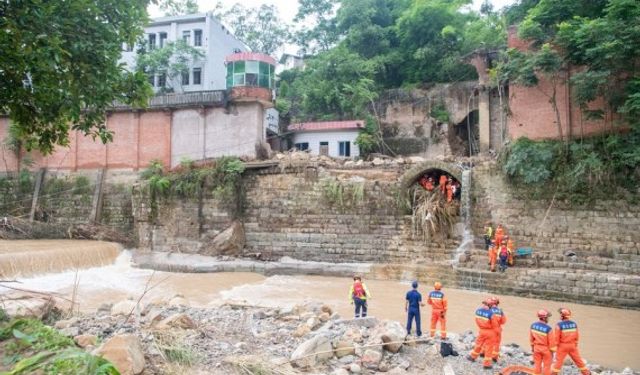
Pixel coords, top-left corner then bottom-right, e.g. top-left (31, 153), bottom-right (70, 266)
top-left (430, 102), bottom-right (450, 124)
top-left (501, 138), bottom-right (557, 184)
top-left (158, 0), bottom-right (199, 16)
top-left (0, 0), bottom-right (153, 154)
top-left (355, 116), bottom-right (381, 156)
top-left (283, 0), bottom-right (504, 122)
top-left (501, 135), bottom-right (640, 201)
top-left (140, 157), bottom-right (246, 220)
top-left (321, 179), bottom-right (366, 211)
top-left (220, 4), bottom-right (290, 56)
top-left (0, 318), bottom-right (119, 374)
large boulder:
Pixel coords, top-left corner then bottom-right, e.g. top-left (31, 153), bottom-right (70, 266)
top-left (379, 321), bottom-right (406, 353)
top-left (95, 334), bottom-right (145, 375)
top-left (290, 334), bottom-right (333, 368)
top-left (361, 348), bottom-right (383, 370)
top-left (334, 340), bottom-right (355, 358)
top-left (1, 293), bottom-right (60, 319)
top-left (75, 334), bottom-right (98, 348)
top-left (203, 221), bottom-right (245, 256)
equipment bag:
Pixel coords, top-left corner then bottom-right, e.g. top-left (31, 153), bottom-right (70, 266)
top-left (440, 342), bottom-right (458, 357)
top-left (353, 282), bottom-right (366, 298)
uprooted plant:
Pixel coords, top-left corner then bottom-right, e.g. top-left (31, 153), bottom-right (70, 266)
top-left (408, 186), bottom-right (459, 242)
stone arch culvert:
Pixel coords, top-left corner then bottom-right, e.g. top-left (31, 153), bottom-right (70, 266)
top-left (399, 160), bottom-right (465, 190)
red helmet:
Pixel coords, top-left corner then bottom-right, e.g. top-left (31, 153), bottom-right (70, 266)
top-left (434, 282), bottom-right (442, 290)
top-left (537, 309), bottom-right (551, 319)
top-left (558, 308), bottom-right (572, 319)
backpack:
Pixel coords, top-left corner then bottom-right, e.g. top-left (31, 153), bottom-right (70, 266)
top-left (440, 341), bottom-right (458, 357)
top-left (353, 282), bottom-right (366, 298)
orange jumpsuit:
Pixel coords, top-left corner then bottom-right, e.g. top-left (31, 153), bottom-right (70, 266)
top-left (530, 321), bottom-right (557, 375)
top-left (490, 306), bottom-right (507, 360)
top-left (425, 178), bottom-right (434, 191)
top-left (494, 226), bottom-right (504, 247)
top-left (488, 245), bottom-right (498, 272)
top-left (439, 175), bottom-right (447, 194)
top-left (469, 306), bottom-right (499, 367)
top-left (552, 320), bottom-right (590, 375)
top-left (427, 290), bottom-right (447, 339)
top-left (446, 183), bottom-right (453, 202)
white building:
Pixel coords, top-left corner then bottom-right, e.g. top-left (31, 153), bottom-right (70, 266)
top-left (289, 121), bottom-right (363, 158)
top-left (120, 13), bottom-right (247, 93)
top-left (277, 53), bottom-right (306, 74)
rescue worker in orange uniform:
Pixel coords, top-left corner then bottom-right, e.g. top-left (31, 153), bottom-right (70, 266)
top-left (425, 176), bottom-right (435, 191)
top-left (494, 224), bottom-right (505, 248)
top-left (488, 241), bottom-right (498, 272)
top-left (439, 174), bottom-right (447, 194)
top-left (467, 299), bottom-right (500, 370)
top-left (552, 308), bottom-right (591, 375)
top-left (427, 281), bottom-right (447, 339)
top-left (530, 309), bottom-right (557, 375)
top-left (446, 181), bottom-right (454, 202)
top-left (489, 296), bottom-right (507, 361)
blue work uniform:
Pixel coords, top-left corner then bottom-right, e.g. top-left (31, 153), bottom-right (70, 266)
top-left (406, 289), bottom-right (422, 336)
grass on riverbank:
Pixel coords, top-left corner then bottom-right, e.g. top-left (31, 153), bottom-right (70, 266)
top-left (0, 317), bottom-right (119, 375)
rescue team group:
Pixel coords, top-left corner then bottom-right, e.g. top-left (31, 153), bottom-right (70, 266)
top-left (484, 222), bottom-right (516, 273)
top-left (349, 276), bottom-right (590, 375)
top-left (418, 173), bottom-right (461, 203)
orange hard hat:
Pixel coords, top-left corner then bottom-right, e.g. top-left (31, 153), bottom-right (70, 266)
top-left (558, 308), bottom-right (572, 318)
top-left (485, 298), bottom-right (496, 307)
top-left (434, 282), bottom-right (442, 290)
top-left (537, 309), bottom-right (551, 319)
top-left (490, 296), bottom-right (500, 305)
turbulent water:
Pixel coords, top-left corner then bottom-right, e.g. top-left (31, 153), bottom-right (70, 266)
top-left (1, 240), bottom-right (639, 371)
top-left (0, 240), bottom-right (121, 278)
top-left (452, 169), bottom-right (473, 264)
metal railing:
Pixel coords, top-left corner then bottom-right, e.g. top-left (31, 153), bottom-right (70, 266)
top-left (110, 90), bottom-right (227, 111)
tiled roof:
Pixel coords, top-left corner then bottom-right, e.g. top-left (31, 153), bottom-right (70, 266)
top-left (288, 120), bottom-right (365, 132)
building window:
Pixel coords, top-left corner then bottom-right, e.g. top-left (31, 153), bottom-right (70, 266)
top-left (294, 142), bottom-right (309, 151)
top-left (148, 73), bottom-right (155, 87)
top-left (319, 141), bottom-right (329, 156)
top-left (157, 72), bottom-right (166, 88)
top-left (194, 29), bottom-right (202, 46)
top-left (148, 34), bottom-right (156, 50)
top-left (193, 68), bottom-right (202, 85)
top-left (339, 141), bottom-right (351, 157)
top-left (182, 30), bottom-right (191, 45)
top-left (225, 60), bottom-right (276, 89)
top-left (181, 70), bottom-right (189, 86)
top-left (159, 32), bottom-right (167, 48)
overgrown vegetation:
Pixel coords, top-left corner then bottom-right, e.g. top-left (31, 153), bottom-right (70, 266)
top-left (0, 318), bottom-right (118, 374)
top-left (276, 0), bottom-right (506, 123)
top-left (321, 178), bottom-right (366, 211)
top-left (140, 157), bottom-right (246, 221)
top-left (500, 135), bottom-right (640, 202)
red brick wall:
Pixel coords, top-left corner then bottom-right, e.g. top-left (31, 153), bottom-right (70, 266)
top-left (0, 111), bottom-right (172, 173)
top-left (507, 27), bottom-right (614, 141)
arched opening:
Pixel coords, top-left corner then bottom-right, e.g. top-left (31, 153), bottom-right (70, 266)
top-left (407, 168), bottom-right (462, 241)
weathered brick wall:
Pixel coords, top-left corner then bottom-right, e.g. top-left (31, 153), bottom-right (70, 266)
top-left (470, 163), bottom-right (640, 276)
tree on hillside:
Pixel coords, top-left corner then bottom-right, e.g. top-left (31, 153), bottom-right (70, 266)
top-left (222, 4), bottom-right (290, 56)
top-left (0, 0), bottom-right (152, 154)
top-left (293, 0), bottom-right (340, 54)
top-left (158, 0), bottom-right (199, 16)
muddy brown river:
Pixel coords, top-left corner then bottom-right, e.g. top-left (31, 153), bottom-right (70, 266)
top-left (0, 240), bottom-right (638, 371)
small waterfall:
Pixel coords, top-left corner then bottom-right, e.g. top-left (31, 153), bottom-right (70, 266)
top-left (0, 240), bottom-right (121, 278)
top-left (452, 169), bottom-right (473, 265)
